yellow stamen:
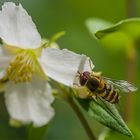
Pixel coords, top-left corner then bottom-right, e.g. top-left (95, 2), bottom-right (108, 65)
top-left (6, 50), bottom-right (37, 83)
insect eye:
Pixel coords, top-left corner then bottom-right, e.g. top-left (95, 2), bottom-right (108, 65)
top-left (83, 71), bottom-right (90, 78)
top-left (79, 75), bottom-right (88, 86)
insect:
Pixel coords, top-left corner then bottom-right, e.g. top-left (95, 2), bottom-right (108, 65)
top-left (77, 71), bottom-right (137, 104)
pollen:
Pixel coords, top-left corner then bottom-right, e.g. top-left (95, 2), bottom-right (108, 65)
top-left (6, 50), bottom-right (37, 83)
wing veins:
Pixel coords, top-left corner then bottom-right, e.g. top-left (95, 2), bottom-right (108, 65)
top-left (102, 77), bottom-right (137, 93)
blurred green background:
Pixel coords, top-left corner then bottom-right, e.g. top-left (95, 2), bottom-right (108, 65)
top-left (0, 0), bottom-right (140, 139)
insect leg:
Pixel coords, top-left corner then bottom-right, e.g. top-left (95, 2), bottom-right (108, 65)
top-left (73, 82), bottom-right (80, 87)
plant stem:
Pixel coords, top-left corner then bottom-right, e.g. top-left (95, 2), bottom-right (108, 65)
top-left (123, 0), bottom-right (137, 122)
top-left (126, 0), bottom-right (137, 17)
top-left (53, 83), bottom-right (97, 140)
top-left (124, 47), bottom-right (137, 122)
top-left (67, 95), bottom-right (96, 140)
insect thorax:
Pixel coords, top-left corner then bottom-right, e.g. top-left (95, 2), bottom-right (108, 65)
top-left (85, 77), bottom-right (101, 92)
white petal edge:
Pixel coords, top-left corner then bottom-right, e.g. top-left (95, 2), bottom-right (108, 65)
top-left (78, 56), bottom-right (94, 73)
top-left (38, 48), bottom-right (94, 87)
top-left (0, 56), bottom-right (11, 70)
top-left (4, 78), bottom-right (55, 127)
top-left (0, 71), bottom-right (5, 79)
top-left (0, 2), bottom-right (41, 49)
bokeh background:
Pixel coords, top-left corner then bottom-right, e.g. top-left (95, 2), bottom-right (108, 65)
top-left (0, 0), bottom-right (140, 140)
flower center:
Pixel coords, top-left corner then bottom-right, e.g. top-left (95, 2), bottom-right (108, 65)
top-left (6, 50), bottom-right (37, 83)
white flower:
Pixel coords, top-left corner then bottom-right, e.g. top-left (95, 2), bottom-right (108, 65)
top-left (0, 2), bottom-right (93, 126)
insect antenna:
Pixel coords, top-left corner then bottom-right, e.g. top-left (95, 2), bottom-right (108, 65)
top-left (75, 71), bottom-right (82, 77)
top-left (73, 82), bottom-right (81, 87)
top-left (73, 71), bottom-right (82, 87)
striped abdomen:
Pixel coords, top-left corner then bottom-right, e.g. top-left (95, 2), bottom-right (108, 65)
top-left (98, 83), bottom-right (120, 103)
top-left (86, 77), bottom-right (119, 104)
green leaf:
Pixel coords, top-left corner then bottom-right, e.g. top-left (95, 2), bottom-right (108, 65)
top-left (86, 18), bottom-right (112, 39)
top-left (104, 125), bottom-right (140, 140)
top-left (99, 31), bottom-right (133, 53)
top-left (95, 18), bottom-right (140, 40)
top-left (77, 98), bottom-right (133, 137)
top-left (86, 18), bottom-right (140, 40)
top-left (86, 18), bottom-right (140, 53)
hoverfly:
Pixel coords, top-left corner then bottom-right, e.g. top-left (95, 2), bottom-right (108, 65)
top-left (77, 71), bottom-right (137, 104)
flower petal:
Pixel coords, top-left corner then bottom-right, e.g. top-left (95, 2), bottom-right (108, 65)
top-left (0, 2), bottom-right (41, 49)
top-left (38, 48), bottom-right (94, 87)
top-left (73, 57), bottom-right (95, 87)
top-left (4, 78), bottom-right (54, 127)
top-left (0, 56), bottom-right (11, 70)
top-left (78, 56), bottom-right (94, 73)
top-left (0, 71), bottom-right (5, 79)
top-left (0, 45), bottom-right (11, 70)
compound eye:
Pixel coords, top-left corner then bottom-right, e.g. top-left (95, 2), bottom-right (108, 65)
top-left (79, 76), bottom-right (88, 86)
top-left (83, 71), bottom-right (90, 78)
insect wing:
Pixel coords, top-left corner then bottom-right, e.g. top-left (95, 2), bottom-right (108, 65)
top-left (103, 77), bottom-right (137, 93)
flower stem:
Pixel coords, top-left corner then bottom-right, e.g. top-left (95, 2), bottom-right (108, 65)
top-left (123, 47), bottom-right (137, 122)
top-left (53, 83), bottom-right (96, 140)
top-left (126, 0), bottom-right (137, 17)
top-left (123, 0), bottom-right (137, 122)
top-left (66, 95), bottom-right (96, 140)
